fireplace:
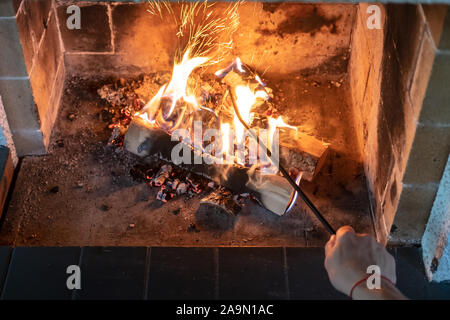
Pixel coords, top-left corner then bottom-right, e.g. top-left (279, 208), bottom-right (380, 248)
top-left (0, 0), bottom-right (448, 268)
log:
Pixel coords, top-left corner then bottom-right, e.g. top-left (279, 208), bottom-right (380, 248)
top-left (219, 68), bottom-right (329, 181)
top-left (124, 117), bottom-right (296, 216)
top-left (279, 130), bottom-right (329, 181)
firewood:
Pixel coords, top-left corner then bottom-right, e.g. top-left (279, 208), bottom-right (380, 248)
top-left (279, 130), bottom-right (329, 181)
top-left (124, 117), bottom-right (296, 216)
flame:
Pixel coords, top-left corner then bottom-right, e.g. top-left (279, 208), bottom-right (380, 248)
top-left (138, 1), bottom-right (299, 174)
top-left (267, 116), bottom-right (297, 152)
top-left (163, 49), bottom-right (209, 118)
top-left (233, 85), bottom-right (268, 144)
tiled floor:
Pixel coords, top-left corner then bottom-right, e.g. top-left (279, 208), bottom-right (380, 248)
top-left (0, 246), bottom-right (448, 300)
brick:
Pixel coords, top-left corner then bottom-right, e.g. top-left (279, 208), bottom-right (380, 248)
top-left (380, 160), bottom-right (403, 233)
top-left (64, 52), bottom-right (154, 77)
top-left (375, 111), bottom-right (395, 200)
top-left (419, 53), bottom-right (450, 125)
top-left (0, 18), bottom-right (28, 77)
top-left (112, 3), bottom-right (175, 71)
top-left (380, 33), bottom-right (408, 152)
top-left (390, 183), bottom-right (439, 244)
top-left (409, 29), bottom-right (436, 120)
top-left (30, 9), bottom-right (62, 139)
top-left (42, 59), bottom-right (65, 147)
top-left (421, 4), bottom-right (448, 47)
top-left (56, 4), bottom-right (112, 52)
top-left (386, 4), bottom-right (425, 90)
top-left (391, 94), bottom-right (418, 177)
top-left (21, 0), bottom-right (52, 51)
top-left (359, 3), bottom-right (385, 85)
top-left (403, 125), bottom-right (450, 184)
top-left (349, 8), bottom-right (370, 127)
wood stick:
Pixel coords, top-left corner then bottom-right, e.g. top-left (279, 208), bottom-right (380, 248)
top-left (279, 130), bottom-right (329, 181)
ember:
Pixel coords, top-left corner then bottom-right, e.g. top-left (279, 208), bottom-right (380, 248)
top-left (97, 0), bottom-right (330, 218)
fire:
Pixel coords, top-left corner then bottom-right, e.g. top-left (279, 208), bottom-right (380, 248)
top-left (267, 116), bottom-right (297, 152)
top-left (160, 49), bottom-right (209, 118)
top-left (137, 1), bottom-right (298, 174)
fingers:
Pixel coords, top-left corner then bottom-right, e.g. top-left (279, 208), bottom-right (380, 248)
top-left (325, 234), bottom-right (336, 255)
top-left (325, 226), bottom-right (355, 256)
top-left (336, 225), bottom-right (355, 238)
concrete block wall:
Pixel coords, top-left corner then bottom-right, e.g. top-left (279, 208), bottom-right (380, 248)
top-left (0, 96), bottom-right (18, 167)
top-left (390, 5), bottom-right (450, 244)
top-left (0, 0), bottom-right (65, 156)
top-left (350, 4), bottom-right (449, 245)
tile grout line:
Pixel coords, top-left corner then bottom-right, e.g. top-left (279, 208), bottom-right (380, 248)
top-left (143, 247), bottom-right (152, 300)
top-left (282, 247), bottom-right (290, 300)
top-left (214, 248), bottom-right (219, 300)
top-left (0, 247), bottom-right (14, 300)
top-left (71, 246), bottom-right (84, 300)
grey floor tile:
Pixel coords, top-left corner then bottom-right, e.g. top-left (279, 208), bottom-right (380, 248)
top-left (218, 247), bottom-right (287, 300)
top-left (75, 247), bottom-right (147, 300)
top-left (2, 247), bottom-right (80, 300)
top-left (394, 247), bottom-right (429, 299)
top-left (148, 247), bottom-right (215, 300)
top-left (286, 247), bottom-right (348, 300)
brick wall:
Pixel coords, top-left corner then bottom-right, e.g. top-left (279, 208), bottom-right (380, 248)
top-left (350, 3), bottom-right (450, 245)
top-left (0, 0), bottom-right (65, 156)
top-left (56, 1), bottom-right (355, 79)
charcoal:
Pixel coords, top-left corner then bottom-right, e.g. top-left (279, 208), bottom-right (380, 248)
top-left (176, 182), bottom-right (188, 195)
top-left (200, 187), bottom-right (241, 216)
top-left (154, 164), bottom-right (172, 186)
top-left (171, 178), bottom-right (180, 190)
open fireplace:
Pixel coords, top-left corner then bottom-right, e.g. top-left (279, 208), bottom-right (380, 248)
top-left (0, 1), bottom-right (449, 283)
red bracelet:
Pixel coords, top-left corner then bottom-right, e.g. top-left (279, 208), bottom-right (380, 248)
top-left (349, 275), bottom-right (395, 298)
top-left (349, 276), bottom-right (370, 298)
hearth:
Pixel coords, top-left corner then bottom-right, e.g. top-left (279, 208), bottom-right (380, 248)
top-left (0, 1), bottom-right (448, 252)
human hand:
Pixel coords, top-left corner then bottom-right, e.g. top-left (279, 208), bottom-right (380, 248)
top-left (324, 226), bottom-right (401, 299)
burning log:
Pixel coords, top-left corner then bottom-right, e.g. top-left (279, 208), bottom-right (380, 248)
top-left (124, 117), bottom-right (296, 216)
top-left (218, 66), bottom-right (329, 181)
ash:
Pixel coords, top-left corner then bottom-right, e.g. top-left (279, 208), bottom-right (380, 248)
top-left (0, 74), bottom-right (374, 247)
